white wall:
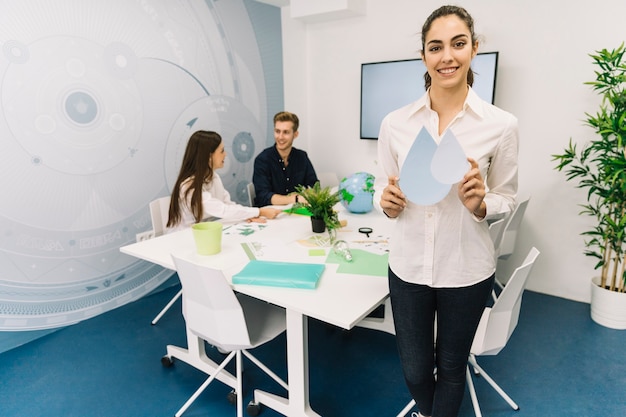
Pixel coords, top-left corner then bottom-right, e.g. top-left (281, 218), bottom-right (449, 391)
top-left (279, 0), bottom-right (626, 303)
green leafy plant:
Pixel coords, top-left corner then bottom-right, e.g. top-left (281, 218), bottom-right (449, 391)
top-left (552, 43), bottom-right (626, 293)
top-left (294, 181), bottom-right (341, 231)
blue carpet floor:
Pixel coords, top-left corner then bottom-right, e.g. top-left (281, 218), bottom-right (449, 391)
top-left (1, 285), bottom-right (625, 417)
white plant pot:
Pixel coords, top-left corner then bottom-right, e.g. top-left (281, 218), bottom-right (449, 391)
top-left (590, 277), bottom-right (626, 330)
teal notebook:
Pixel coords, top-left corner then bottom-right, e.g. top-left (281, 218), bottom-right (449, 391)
top-left (232, 260), bottom-right (325, 289)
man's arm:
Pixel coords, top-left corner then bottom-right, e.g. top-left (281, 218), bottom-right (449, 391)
top-left (270, 192), bottom-right (298, 205)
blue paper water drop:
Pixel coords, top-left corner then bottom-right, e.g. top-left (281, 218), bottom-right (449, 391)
top-left (399, 127), bottom-right (451, 205)
top-left (431, 129), bottom-right (469, 184)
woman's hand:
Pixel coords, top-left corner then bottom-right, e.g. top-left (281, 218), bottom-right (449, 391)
top-left (380, 176), bottom-right (406, 218)
top-left (458, 158), bottom-right (486, 218)
top-left (247, 217), bottom-right (267, 223)
top-left (259, 207), bottom-right (282, 219)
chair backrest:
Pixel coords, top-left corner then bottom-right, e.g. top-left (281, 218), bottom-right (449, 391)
top-left (488, 217), bottom-right (507, 257)
top-left (246, 182), bottom-right (256, 207)
top-left (171, 254), bottom-right (251, 349)
top-left (149, 196), bottom-right (171, 237)
top-left (317, 172), bottom-right (339, 189)
top-left (498, 196), bottom-right (530, 259)
top-left (471, 247), bottom-right (540, 356)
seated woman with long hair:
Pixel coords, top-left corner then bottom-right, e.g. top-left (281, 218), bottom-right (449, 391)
top-left (166, 130), bottom-right (281, 232)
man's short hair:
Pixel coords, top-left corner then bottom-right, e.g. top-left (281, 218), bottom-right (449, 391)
top-left (273, 111), bottom-right (299, 132)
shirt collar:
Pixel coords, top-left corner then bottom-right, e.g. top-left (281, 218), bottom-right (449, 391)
top-left (407, 86), bottom-right (486, 120)
top-left (464, 86), bottom-right (485, 119)
top-left (271, 145), bottom-right (293, 161)
top-left (407, 92), bottom-right (429, 116)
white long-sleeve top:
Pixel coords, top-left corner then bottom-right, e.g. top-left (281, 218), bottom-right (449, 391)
top-left (377, 87), bottom-right (519, 288)
top-left (167, 174), bottom-right (259, 233)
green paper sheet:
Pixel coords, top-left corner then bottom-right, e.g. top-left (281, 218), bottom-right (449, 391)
top-left (283, 206), bottom-right (313, 216)
top-left (326, 249), bottom-right (389, 277)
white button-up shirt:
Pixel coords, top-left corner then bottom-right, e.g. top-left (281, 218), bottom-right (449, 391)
top-left (167, 174), bottom-right (260, 233)
top-left (377, 87), bottom-right (518, 287)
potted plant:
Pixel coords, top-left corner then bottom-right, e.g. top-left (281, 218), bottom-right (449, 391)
top-left (294, 181), bottom-right (341, 234)
top-left (552, 43), bottom-right (626, 329)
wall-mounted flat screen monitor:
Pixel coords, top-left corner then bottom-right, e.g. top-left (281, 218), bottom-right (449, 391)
top-left (360, 51), bottom-right (499, 139)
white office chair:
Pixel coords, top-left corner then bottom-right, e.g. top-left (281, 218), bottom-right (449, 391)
top-left (147, 196), bottom-right (183, 326)
top-left (246, 182), bottom-right (256, 207)
top-left (165, 254), bottom-right (288, 417)
top-left (150, 196), bottom-right (171, 238)
top-left (498, 196), bottom-right (530, 260)
top-left (488, 217), bottom-right (507, 257)
top-left (491, 196), bottom-right (531, 294)
top-left (487, 217), bottom-right (508, 300)
top-left (397, 247), bottom-right (540, 417)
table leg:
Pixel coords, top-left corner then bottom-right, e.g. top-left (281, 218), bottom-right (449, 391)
top-left (254, 309), bottom-right (322, 417)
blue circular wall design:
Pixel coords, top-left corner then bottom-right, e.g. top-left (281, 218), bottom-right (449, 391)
top-left (0, 0), bottom-right (276, 332)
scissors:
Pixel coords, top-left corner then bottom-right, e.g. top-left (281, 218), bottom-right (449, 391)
top-left (358, 227), bottom-right (373, 238)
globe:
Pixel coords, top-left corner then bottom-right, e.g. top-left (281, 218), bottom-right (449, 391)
top-left (339, 172), bottom-right (375, 213)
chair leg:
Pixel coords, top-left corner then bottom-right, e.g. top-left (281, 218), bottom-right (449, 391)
top-left (467, 355), bottom-right (519, 411)
top-left (175, 351), bottom-right (237, 417)
top-left (491, 278), bottom-right (506, 303)
top-left (242, 350), bottom-right (288, 390)
top-left (151, 289), bottom-right (182, 325)
top-left (466, 365), bottom-right (483, 417)
top-left (236, 351), bottom-right (243, 417)
top-left (396, 399), bottom-right (416, 417)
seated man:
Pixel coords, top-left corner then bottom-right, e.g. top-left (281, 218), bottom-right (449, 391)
top-left (253, 111), bottom-right (318, 206)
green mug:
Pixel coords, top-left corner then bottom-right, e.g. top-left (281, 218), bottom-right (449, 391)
top-left (191, 221), bottom-right (223, 255)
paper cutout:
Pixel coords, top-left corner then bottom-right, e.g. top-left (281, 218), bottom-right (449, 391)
top-left (284, 206), bottom-right (312, 216)
top-left (326, 249), bottom-right (388, 277)
top-left (399, 127), bottom-right (451, 205)
top-left (399, 127), bottom-right (468, 205)
top-left (431, 130), bottom-right (468, 184)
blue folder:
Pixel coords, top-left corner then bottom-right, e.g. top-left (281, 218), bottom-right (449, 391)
top-left (232, 260), bottom-right (325, 289)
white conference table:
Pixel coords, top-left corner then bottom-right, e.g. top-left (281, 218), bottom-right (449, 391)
top-left (120, 206), bottom-right (391, 417)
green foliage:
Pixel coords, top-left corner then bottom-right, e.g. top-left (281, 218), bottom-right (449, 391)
top-left (294, 182), bottom-right (341, 230)
top-left (552, 43), bottom-right (626, 292)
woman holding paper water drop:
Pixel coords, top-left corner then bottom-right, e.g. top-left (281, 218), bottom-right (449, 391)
top-left (167, 130), bottom-right (281, 232)
top-left (377, 5), bottom-right (518, 417)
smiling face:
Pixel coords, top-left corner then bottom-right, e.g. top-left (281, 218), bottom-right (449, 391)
top-left (210, 141), bottom-right (226, 170)
top-left (274, 120), bottom-right (298, 155)
top-left (421, 14), bottom-right (477, 93)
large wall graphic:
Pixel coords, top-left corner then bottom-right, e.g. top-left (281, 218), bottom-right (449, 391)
top-left (0, 0), bottom-right (282, 345)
